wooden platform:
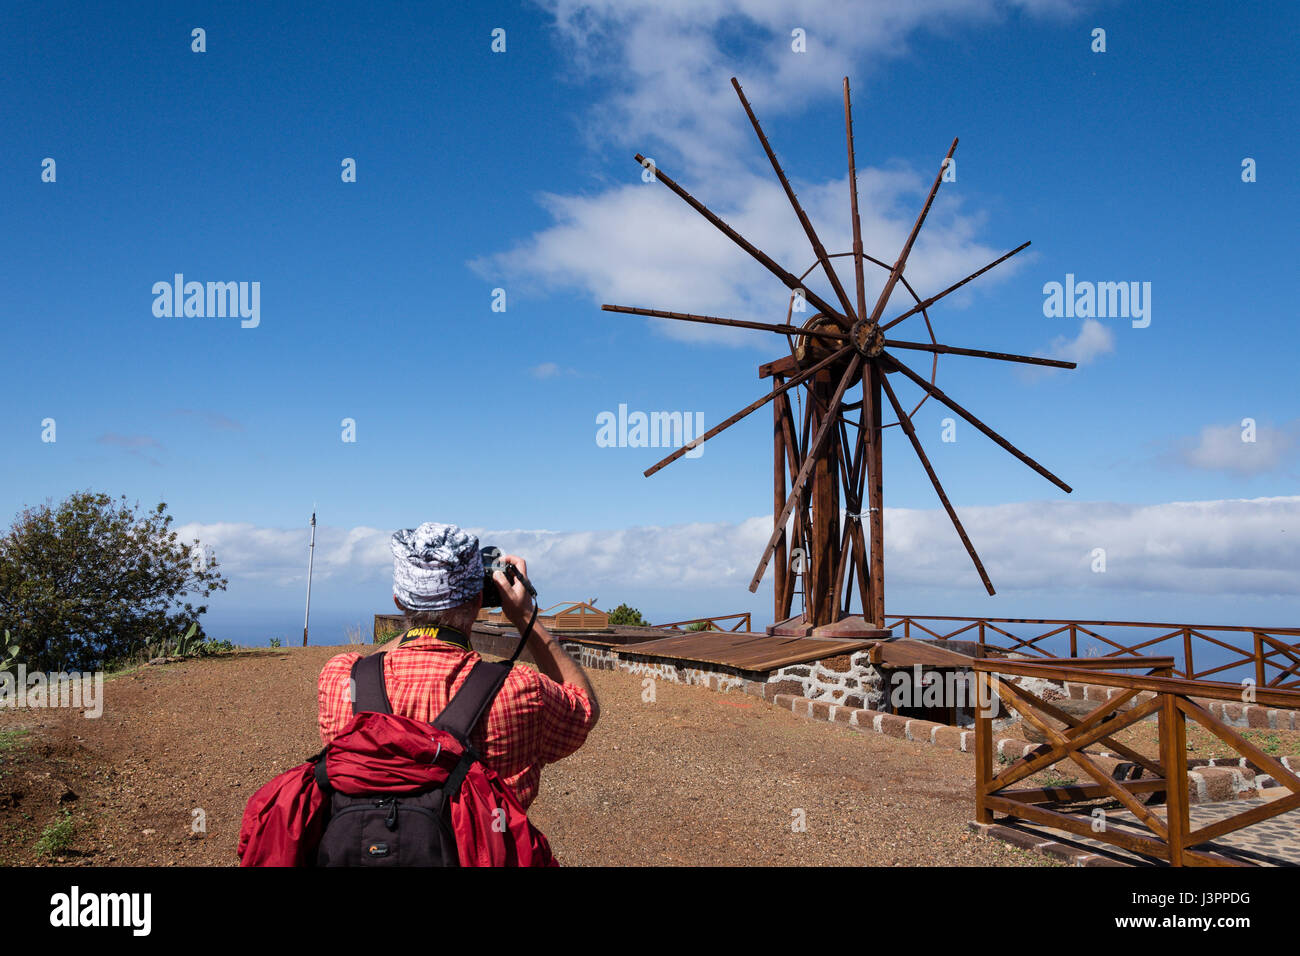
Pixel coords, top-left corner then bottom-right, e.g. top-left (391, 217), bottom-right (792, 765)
top-left (610, 631), bottom-right (876, 672)
top-left (869, 638), bottom-right (981, 669)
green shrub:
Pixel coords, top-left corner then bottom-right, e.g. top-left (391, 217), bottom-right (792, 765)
top-left (607, 603), bottom-right (647, 627)
top-left (0, 492), bottom-right (227, 670)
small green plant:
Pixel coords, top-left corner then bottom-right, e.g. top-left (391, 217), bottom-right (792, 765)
top-left (1038, 770), bottom-right (1079, 788)
top-left (268, 637), bottom-right (282, 649)
top-left (146, 622), bottom-right (202, 659)
top-left (140, 624), bottom-right (233, 663)
top-left (684, 620), bottom-right (712, 632)
top-left (1245, 731), bottom-right (1282, 756)
top-left (0, 729), bottom-right (29, 752)
top-left (36, 812), bottom-right (76, 859)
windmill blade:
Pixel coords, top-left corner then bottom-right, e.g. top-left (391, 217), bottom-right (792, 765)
top-left (749, 353), bottom-right (863, 592)
top-left (883, 339), bottom-right (1077, 369)
top-left (880, 241), bottom-right (1031, 333)
top-left (883, 353), bottom-right (1073, 493)
top-left (644, 346), bottom-right (853, 477)
top-left (879, 371), bottom-right (996, 595)
top-left (843, 78), bottom-right (871, 327)
top-left (865, 137), bottom-right (960, 326)
top-left (633, 153), bottom-right (846, 324)
top-left (602, 304), bottom-right (846, 342)
top-left (732, 77), bottom-right (859, 324)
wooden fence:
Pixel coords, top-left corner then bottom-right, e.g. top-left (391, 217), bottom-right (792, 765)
top-left (973, 656), bottom-right (1300, 866)
top-left (657, 613), bottom-right (753, 633)
top-left (887, 614), bottom-right (1300, 689)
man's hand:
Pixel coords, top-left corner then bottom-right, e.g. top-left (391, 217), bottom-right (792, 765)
top-left (493, 553), bottom-right (535, 631)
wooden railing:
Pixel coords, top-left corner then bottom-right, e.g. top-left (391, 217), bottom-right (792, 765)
top-left (887, 614), bottom-right (1300, 689)
top-left (973, 656), bottom-right (1300, 866)
top-left (657, 613), bottom-right (753, 633)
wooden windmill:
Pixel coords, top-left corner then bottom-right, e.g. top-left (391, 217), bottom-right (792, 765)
top-left (603, 78), bottom-right (1076, 639)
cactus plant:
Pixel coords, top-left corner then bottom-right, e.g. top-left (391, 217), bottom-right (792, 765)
top-left (0, 631), bottom-right (19, 672)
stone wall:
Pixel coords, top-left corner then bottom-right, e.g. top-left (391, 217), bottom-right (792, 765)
top-left (560, 640), bottom-right (884, 708)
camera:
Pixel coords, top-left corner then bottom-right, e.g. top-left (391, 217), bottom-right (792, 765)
top-left (479, 546), bottom-right (536, 608)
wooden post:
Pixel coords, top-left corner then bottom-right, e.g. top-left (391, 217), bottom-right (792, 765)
top-left (773, 374), bottom-right (787, 624)
top-left (974, 671), bottom-right (994, 824)
top-left (1160, 692), bottom-right (1190, 865)
top-left (1254, 631), bottom-right (1266, 687)
top-left (865, 361), bottom-right (885, 626)
top-left (809, 368), bottom-right (837, 627)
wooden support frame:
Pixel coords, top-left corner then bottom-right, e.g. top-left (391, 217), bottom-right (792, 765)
top-left (973, 658), bottom-right (1300, 866)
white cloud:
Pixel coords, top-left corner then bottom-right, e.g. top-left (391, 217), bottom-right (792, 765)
top-left (472, 0), bottom-right (1081, 345)
top-left (1176, 420), bottom-right (1300, 476)
top-left (1050, 318), bottom-right (1115, 365)
top-left (178, 495), bottom-right (1300, 604)
top-left (1022, 317), bottom-right (1115, 381)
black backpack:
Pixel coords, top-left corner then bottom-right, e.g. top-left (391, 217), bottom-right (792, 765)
top-left (313, 651), bottom-right (512, 867)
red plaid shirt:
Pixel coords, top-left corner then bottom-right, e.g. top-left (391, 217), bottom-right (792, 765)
top-left (317, 628), bottom-right (596, 809)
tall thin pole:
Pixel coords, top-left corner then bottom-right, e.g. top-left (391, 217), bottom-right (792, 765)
top-left (844, 77), bottom-right (885, 626)
top-left (302, 511), bottom-right (316, 647)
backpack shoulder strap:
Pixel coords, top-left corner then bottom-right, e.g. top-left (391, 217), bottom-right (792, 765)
top-left (432, 659), bottom-right (512, 742)
top-left (350, 652), bottom-right (393, 715)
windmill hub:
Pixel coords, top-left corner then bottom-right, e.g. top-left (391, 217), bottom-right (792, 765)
top-left (792, 312), bottom-right (841, 363)
top-left (850, 318), bottom-right (886, 358)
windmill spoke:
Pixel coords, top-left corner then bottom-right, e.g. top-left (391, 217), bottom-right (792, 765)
top-left (880, 241), bottom-right (1031, 333)
top-left (884, 339), bottom-right (1077, 369)
top-left (879, 372), bottom-right (996, 595)
top-left (749, 354), bottom-right (863, 592)
top-left (843, 78), bottom-right (871, 330)
top-left (883, 353), bottom-right (1073, 493)
top-left (863, 138), bottom-right (960, 330)
top-left (603, 304), bottom-right (847, 342)
top-left (732, 77), bottom-right (859, 324)
top-left (633, 153), bottom-right (845, 324)
top-left (644, 346), bottom-right (852, 477)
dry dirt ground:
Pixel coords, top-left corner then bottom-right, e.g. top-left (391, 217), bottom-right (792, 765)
top-left (0, 647), bottom-right (1052, 867)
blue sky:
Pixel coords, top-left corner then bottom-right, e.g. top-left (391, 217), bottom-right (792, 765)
top-left (2, 1), bottom-right (1297, 643)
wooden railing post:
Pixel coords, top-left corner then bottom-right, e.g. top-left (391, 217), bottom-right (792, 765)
top-left (1069, 623), bottom-right (1077, 657)
top-left (1182, 627), bottom-right (1194, 679)
top-left (974, 671), bottom-right (993, 824)
top-left (1254, 631), bottom-right (1266, 687)
top-left (1160, 691), bottom-right (1190, 865)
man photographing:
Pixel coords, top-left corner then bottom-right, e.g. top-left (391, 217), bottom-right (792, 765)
top-left (317, 522), bottom-right (600, 812)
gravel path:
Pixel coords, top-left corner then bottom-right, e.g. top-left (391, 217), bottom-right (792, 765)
top-left (0, 646), bottom-right (1052, 866)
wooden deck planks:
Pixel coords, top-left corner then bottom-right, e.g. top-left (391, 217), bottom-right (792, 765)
top-left (870, 638), bottom-right (979, 668)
